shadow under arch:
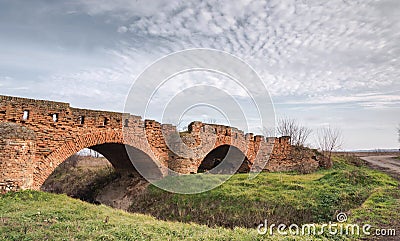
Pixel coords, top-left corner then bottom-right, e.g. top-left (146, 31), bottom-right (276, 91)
top-left (34, 130), bottom-right (163, 189)
top-left (197, 144), bottom-right (251, 174)
top-left (41, 143), bottom-right (163, 205)
top-left (91, 143), bottom-right (163, 180)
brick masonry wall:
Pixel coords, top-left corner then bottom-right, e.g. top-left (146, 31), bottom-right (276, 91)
top-left (0, 123), bottom-right (36, 192)
top-left (0, 95), bottom-right (320, 191)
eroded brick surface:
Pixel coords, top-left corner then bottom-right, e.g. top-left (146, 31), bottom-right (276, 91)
top-left (0, 95), bottom-right (320, 192)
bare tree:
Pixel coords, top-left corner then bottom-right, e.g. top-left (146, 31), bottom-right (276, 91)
top-left (276, 117), bottom-right (312, 146)
top-left (276, 117), bottom-right (297, 141)
top-left (297, 125), bottom-right (313, 147)
top-left (317, 126), bottom-right (343, 161)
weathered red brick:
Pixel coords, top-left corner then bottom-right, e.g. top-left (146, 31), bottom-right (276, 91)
top-left (0, 95), bottom-right (319, 192)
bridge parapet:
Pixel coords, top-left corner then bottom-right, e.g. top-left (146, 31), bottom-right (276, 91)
top-left (0, 95), bottom-right (320, 191)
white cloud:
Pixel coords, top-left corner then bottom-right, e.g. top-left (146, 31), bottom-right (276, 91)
top-left (2, 0), bottom-right (399, 149)
top-left (70, 0), bottom-right (400, 101)
top-left (117, 26), bottom-right (128, 33)
top-left (276, 91), bottom-right (400, 109)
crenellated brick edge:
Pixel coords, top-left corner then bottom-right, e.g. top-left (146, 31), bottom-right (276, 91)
top-left (0, 95), bottom-right (320, 192)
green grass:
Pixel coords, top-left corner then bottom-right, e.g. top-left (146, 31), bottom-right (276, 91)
top-left (129, 155), bottom-right (399, 230)
top-left (1, 155), bottom-right (399, 240)
top-left (0, 191), bottom-right (329, 240)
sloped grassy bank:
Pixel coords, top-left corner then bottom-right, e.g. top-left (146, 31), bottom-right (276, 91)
top-left (1, 190), bottom-right (339, 241)
top-left (1, 155), bottom-right (399, 240)
top-left (129, 155), bottom-right (400, 230)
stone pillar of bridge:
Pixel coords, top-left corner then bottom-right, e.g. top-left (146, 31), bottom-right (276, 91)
top-left (0, 123), bottom-right (36, 192)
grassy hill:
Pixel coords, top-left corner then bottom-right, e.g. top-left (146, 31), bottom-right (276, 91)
top-left (1, 155), bottom-right (399, 240)
top-left (130, 155), bottom-right (400, 229)
top-left (0, 191), bottom-right (336, 241)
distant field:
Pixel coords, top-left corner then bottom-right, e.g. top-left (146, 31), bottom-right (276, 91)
top-left (336, 151), bottom-right (400, 157)
top-left (1, 155), bottom-right (399, 240)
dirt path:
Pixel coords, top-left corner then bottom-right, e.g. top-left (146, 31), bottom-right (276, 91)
top-left (360, 155), bottom-right (400, 179)
top-left (358, 155), bottom-right (400, 241)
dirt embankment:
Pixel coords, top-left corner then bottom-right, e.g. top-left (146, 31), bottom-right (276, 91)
top-left (95, 174), bottom-right (149, 210)
top-left (41, 155), bottom-right (149, 210)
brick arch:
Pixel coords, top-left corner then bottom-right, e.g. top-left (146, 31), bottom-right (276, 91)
top-left (33, 129), bottom-right (162, 189)
top-left (197, 144), bottom-right (251, 174)
top-left (0, 95), bottom-right (300, 191)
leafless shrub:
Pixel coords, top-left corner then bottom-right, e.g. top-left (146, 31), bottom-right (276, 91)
top-left (276, 116), bottom-right (312, 146)
top-left (317, 126), bottom-right (343, 161)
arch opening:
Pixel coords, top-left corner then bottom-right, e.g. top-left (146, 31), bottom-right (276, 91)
top-left (89, 143), bottom-right (162, 180)
top-left (41, 143), bottom-right (162, 208)
top-left (197, 145), bottom-right (250, 174)
top-left (41, 148), bottom-right (115, 203)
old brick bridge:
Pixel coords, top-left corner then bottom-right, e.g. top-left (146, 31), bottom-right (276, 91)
top-left (0, 95), bottom-right (320, 192)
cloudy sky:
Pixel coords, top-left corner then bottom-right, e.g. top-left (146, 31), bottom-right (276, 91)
top-left (0, 0), bottom-right (399, 150)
